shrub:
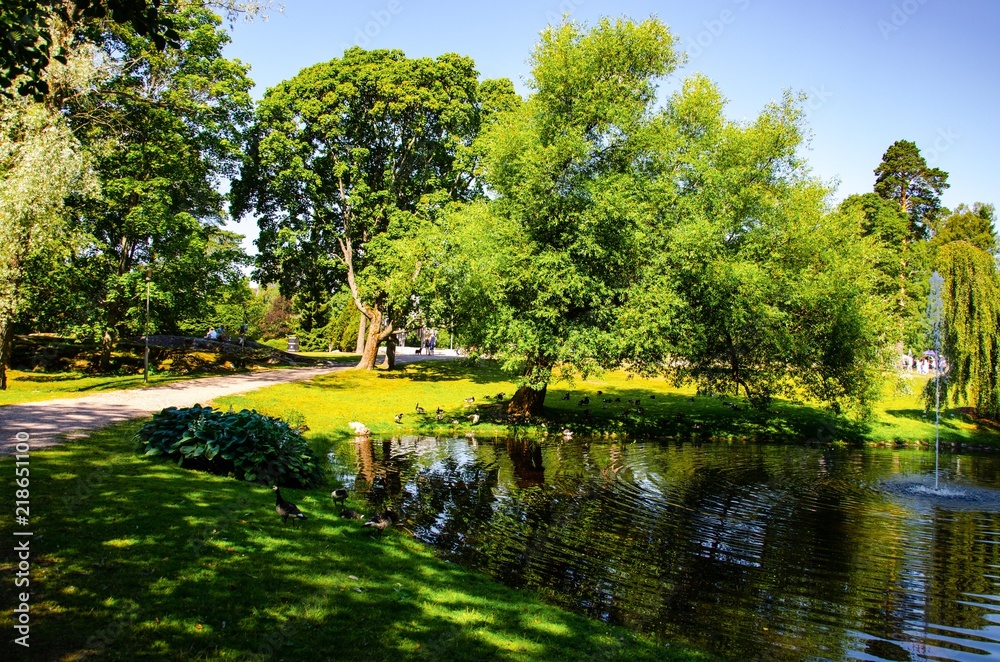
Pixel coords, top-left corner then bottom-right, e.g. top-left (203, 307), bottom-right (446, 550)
top-left (135, 405), bottom-right (326, 488)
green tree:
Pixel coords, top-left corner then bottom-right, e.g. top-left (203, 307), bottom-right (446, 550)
top-left (934, 203), bottom-right (997, 255)
top-left (840, 192), bottom-right (928, 350)
top-left (644, 78), bottom-right (889, 413)
top-left (936, 241), bottom-right (1000, 419)
top-left (64, 3), bottom-right (253, 368)
top-left (450, 19), bottom-right (889, 416)
top-left (0, 0), bottom-right (179, 100)
top-left (450, 17), bottom-right (679, 415)
top-left (233, 47), bottom-right (499, 369)
top-left (0, 98), bottom-right (93, 388)
top-left (874, 139), bottom-right (949, 239)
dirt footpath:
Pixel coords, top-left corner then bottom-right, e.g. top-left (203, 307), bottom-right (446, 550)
top-left (0, 365), bottom-right (345, 453)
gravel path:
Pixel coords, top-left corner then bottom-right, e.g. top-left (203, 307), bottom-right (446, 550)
top-left (0, 365), bottom-right (347, 454)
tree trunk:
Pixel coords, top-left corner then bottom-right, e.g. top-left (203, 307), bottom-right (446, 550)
top-left (99, 327), bottom-right (115, 373)
top-left (507, 384), bottom-right (548, 418)
top-left (355, 313), bottom-right (366, 354)
top-left (384, 335), bottom-right (396, 370)
top-left (0, 319), bottom-right (12, 391)
top-left (356, 310), bottom-right (394, 370)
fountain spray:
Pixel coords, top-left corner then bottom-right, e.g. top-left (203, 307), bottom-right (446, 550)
top-left (928, 271), bottom-right (944, 490)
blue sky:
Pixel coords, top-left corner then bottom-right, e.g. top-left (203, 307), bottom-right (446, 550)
top-left (223, 0), bottom-right (999, 249)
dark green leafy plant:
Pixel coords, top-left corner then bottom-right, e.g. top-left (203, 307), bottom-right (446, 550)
top-left (135, 404), bottom-right (326, 488)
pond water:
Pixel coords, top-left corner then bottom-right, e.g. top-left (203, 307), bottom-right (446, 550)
top-left (331, 436), bottom-right (1000, 661)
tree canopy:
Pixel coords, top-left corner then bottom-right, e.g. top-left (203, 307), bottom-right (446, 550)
top-left (233, 47), bottom-right (508, 368)
top-left (936, 241), bottom-right (1000, 420)
top-left (446, 18), bottom-right (890, 417)
top-left (874, 139), bottom-right (949, 239)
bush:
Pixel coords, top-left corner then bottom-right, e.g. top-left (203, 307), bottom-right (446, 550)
top-left (135, 405), bottom-right (326, 488)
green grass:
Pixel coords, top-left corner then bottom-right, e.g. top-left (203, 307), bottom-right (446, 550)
top-left (213, 361), bottom-right (1000, 447)
top-left (0, 423), bottom-right (711, 661)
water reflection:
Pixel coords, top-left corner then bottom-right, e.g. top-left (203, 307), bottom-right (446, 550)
top-left (330, 436), bottom-right (1000, 661)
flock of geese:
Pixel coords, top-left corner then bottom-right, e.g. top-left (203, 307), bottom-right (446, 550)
top-left (272, 485), bottom-right (397, 538)
top-left (398, 392), bottom-right (505, 427)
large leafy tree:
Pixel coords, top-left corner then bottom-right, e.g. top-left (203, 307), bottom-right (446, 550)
top-left (233, 48), bottom-right (497, 369)
top-left (62, 3), bottom-right (253, 368)
top-left (874, 139), bottom-right (949, 240)
top-left (936, 241), bottom-right (1000, 420)
top-left (640, 77), bottom-right (889, 413)
top-left (452, 19), bottom-right (889, 417)
top-left (451, 17), bottom-right (679, 414)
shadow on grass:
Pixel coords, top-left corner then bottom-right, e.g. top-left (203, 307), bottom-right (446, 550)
top-left (378, 359), bottom-right (507, 385)
top-left (0, 423), bottom-right (706, 661)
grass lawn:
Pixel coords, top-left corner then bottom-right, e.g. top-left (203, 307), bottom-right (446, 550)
top-left (0, 423), bottom-right (711, 661)
top-left (213, 360), bottom-right (1000, 447)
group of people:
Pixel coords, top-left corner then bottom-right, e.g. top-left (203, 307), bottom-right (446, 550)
top-left (901, 351), bottom-right (947, 375)
top-left (205, 323), bottom-right (249, 345)
top-left (422, 333), bottom-right (437, 355)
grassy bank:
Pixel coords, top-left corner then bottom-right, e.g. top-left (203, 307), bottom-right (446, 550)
top-left (0, 423), bottom-right (709, 661)
top-left (214, 360), bottom-right (1000, 447)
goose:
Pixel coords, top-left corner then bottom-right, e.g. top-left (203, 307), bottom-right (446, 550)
top-left (562, 428), bottom-right (573, 438)
top-left (331, 488), bottom-right (348, 507)
top-left (578, 396), bottom-right (590, 406)
top-left (272, 486), bottom-right (305, 526)
top-left (436, 406), bottom-right (445, 415)
top-left (561, 392), bottom-right (571, 400)
top-left (464, 396), bottom-right (475, 405)
top-left (436, 412), bottom-right (445, 421)
top-left (415, 403), bottom-right (425, 414)
top-left (340, 508), bottom-right (365, 520)
top-left (364, 508), bottom-right (398, 539)
top-left (596, 390), bottom-right (603, 395)
top-left (469, 413), bottom-right (480, 425)
top-left (495, 392), bottom-right (505, 401)
top-left (394, 413), bottom-right (403, 424)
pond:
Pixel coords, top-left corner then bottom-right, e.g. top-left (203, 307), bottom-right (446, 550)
top-left (330, 435), bottom-right (1000, 661)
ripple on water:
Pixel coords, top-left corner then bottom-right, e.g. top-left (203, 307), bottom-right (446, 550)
top-left (334, 435), bottom-right (1000, 662)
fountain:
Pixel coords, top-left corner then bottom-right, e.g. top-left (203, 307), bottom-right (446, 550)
top-left (929, 270), bottom-right (944, 489)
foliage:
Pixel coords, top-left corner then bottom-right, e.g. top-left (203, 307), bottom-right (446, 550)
top-left (54, 3), bottom-right (253, 366)
top-left (448, 18), bottom-right (889, 416)
top-left (445, 18), bottom-right (677, 413)
top-left (0, 0), bottom-right (178, 100)
top-left (0, 93), bottom-right (94, 387)
top-left (135, 404), bottom-right (326, 487)
top-left (935, 241), bottom-right (1000, 420)
top-left (874, 139), bottom-right (949, 239)
top-left (258, 287), bottom-right (293, 338)
top-left (933, 203), bottom-right (997, 255)
top-left (233, 47), bottom-right (505, 368)
top-left (840, 192), bottom-right (928, 350)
